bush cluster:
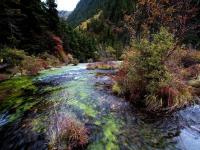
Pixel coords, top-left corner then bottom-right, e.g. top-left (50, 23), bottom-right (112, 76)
top-left (0, 48), bottom-right (61, 76)
top-left (114, 28), bottom-right (193, 112)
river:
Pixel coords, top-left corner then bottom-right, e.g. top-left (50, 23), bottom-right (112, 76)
top-left (0, 63), bottom-right (200, 150)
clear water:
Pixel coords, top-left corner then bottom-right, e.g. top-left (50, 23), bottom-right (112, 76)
top-left (0, 64), bottom-right (200, 150)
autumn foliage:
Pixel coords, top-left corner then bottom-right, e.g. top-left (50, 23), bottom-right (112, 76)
top-left (52, 35), bottom-right (73, 64)
top-left (124, 0), bottom-right (199, 47)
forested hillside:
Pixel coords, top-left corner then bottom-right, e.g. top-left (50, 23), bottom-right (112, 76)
top-left (68, 0), bottom-right (137, 26)
top-left (68, 0), bottom-right (200, 60)
top-left (68, 0), bottom-right (137, 60)
top-left (67, 0), bottom-right (106, 27)
top-left (0, 0), bottom-right (58, 53)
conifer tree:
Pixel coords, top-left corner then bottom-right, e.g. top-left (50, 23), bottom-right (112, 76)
top-left (0, 0), bottom-right (22, 47)
top-left (46, 0), bottom-right (59, 32)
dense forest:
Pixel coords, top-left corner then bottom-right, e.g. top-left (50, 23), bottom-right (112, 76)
top-left (0, 0), bottom-right (58, 53)
top-left (0, 0), bottom-right (97, 77)
top-left (0, 0), bottom-right (200, 150)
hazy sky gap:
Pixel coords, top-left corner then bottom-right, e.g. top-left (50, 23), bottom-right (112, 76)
top-left (43, 0), bottom-right (79, 11)
top-left (56, 0), bottom-right (79, 11)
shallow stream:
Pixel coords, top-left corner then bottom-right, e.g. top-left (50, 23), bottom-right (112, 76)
top-left (0, 64), bottom-right (200, 150)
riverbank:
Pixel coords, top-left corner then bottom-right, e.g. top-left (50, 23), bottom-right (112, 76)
top-left (0, 48), bottom-right (77, 82)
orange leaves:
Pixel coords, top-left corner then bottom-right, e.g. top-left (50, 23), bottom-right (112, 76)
top-left (134, 0), bottom-right (199, 41)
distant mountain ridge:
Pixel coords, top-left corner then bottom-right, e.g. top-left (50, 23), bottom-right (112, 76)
top-left (58, 11), bottom-right (72, 20)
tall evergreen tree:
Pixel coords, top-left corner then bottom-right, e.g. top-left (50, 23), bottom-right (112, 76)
top-left (20, 0), bottom-right (47, 34)
top-left (0, 0), bottom-right (22, 47)
top-left (46, 0), bottom-right (59, 32)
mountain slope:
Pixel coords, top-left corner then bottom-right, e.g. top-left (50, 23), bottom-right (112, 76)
top-left (58, 11), bottom-right (71, 20)
top-left (68, 0), bottom-right (137, 27)
top-left (67, 0), bottom-right (106, 27)
top-left (67, 0), bottom-right (137, 59)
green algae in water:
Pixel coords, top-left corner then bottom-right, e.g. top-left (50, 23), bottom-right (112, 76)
top-left (67, 99), bottom-right (97, 118)
top-left (0, 76), bottom-right (38, 123)
top-left (0, 76), bottom-right (35, 91)
top-left (38, 67), bottom-right (69, 77)
top-left (8, 98), bottom-right (37, 123)
top-left (79, 91), bottom-right (89, 99)
top-left (31, 116), bottom-right (48, 133)
top-left (40, 84), bottom-right (69, 94)
top-left (102, 116), bottom-right (121, 150)
top-left (66, 80), bottom-right (92, 94)
top-left (88, 115), bottom-right (122, 150)
top-left (52, 78), bottom-right (98, 118)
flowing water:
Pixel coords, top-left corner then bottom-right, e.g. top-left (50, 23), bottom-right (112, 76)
top-left (0, 63), bottom-right (200, 150)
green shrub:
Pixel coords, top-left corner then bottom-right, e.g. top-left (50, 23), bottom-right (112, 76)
top-left (116, 27), bottom-right (193, 112)
top-left (133, 27), bottom-right (174, 95)
top-left (0, 48), bottom-right (26, 67)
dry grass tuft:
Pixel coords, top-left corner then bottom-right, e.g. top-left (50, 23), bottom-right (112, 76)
top-left (48, 114), bottom-right (89, 150)
top-left (87, 61), bottom-right (118, 70)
